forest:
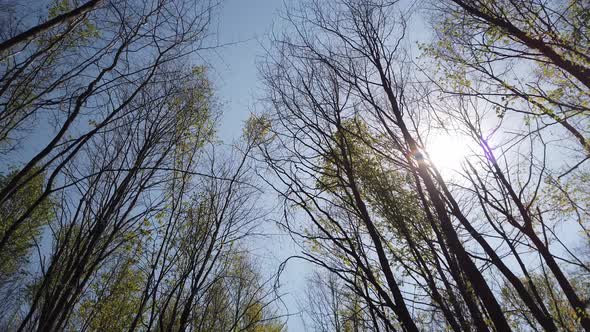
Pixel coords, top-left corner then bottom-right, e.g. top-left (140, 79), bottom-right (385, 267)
top-left (0, 0), bottom-right (589, 331)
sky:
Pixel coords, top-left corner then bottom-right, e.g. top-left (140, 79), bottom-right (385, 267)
top-left (206, 1), bottom-right (311, 330)
top-left (208, 0), bottom-right (282, 141)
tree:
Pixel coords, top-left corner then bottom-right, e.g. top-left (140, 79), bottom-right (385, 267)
top-left (501, 272), bottom-right (590, 331)
top-left (425, 0), bottom-right (590, 156)
top-left (426, 0), bottom-right (590, 328)
top-left (259, 0), bottom-right (590, 330)
top-left (0, 169), bottom-right (52, 283)
top-left (0, 168), bottom-right (53, 323)
top-left (0, 0), bottom-right (102, 54)
top-left (0, 0), bottom-right (218, 254)
top-left (76, 254), bottom-right (145, 332)
top-left (0, 1), bottom-right (286, 330)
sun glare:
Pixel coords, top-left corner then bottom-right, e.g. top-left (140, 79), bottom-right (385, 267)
top-left (425, 134), bottom-right (471, 171)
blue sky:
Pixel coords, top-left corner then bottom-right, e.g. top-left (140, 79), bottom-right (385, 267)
top-left (209, 0), bottom-right (283, 141)
top-left (207, 1), bottom-right (311, 330)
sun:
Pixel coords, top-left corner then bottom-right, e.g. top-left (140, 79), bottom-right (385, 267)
top-left (425, 134), bottom-right (471, 172)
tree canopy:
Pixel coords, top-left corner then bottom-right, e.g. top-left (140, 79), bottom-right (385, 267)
top-left (1, 0), bottom-right (589, 331)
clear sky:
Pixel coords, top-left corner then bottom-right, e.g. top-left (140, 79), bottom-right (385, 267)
top-left (207, 1), bottom-right (311, 330)
top-left (209, 0), bottom-right (283, 141)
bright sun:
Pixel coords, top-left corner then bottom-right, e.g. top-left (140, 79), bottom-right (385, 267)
top-left (425, 134), bottom-right (471, 171)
